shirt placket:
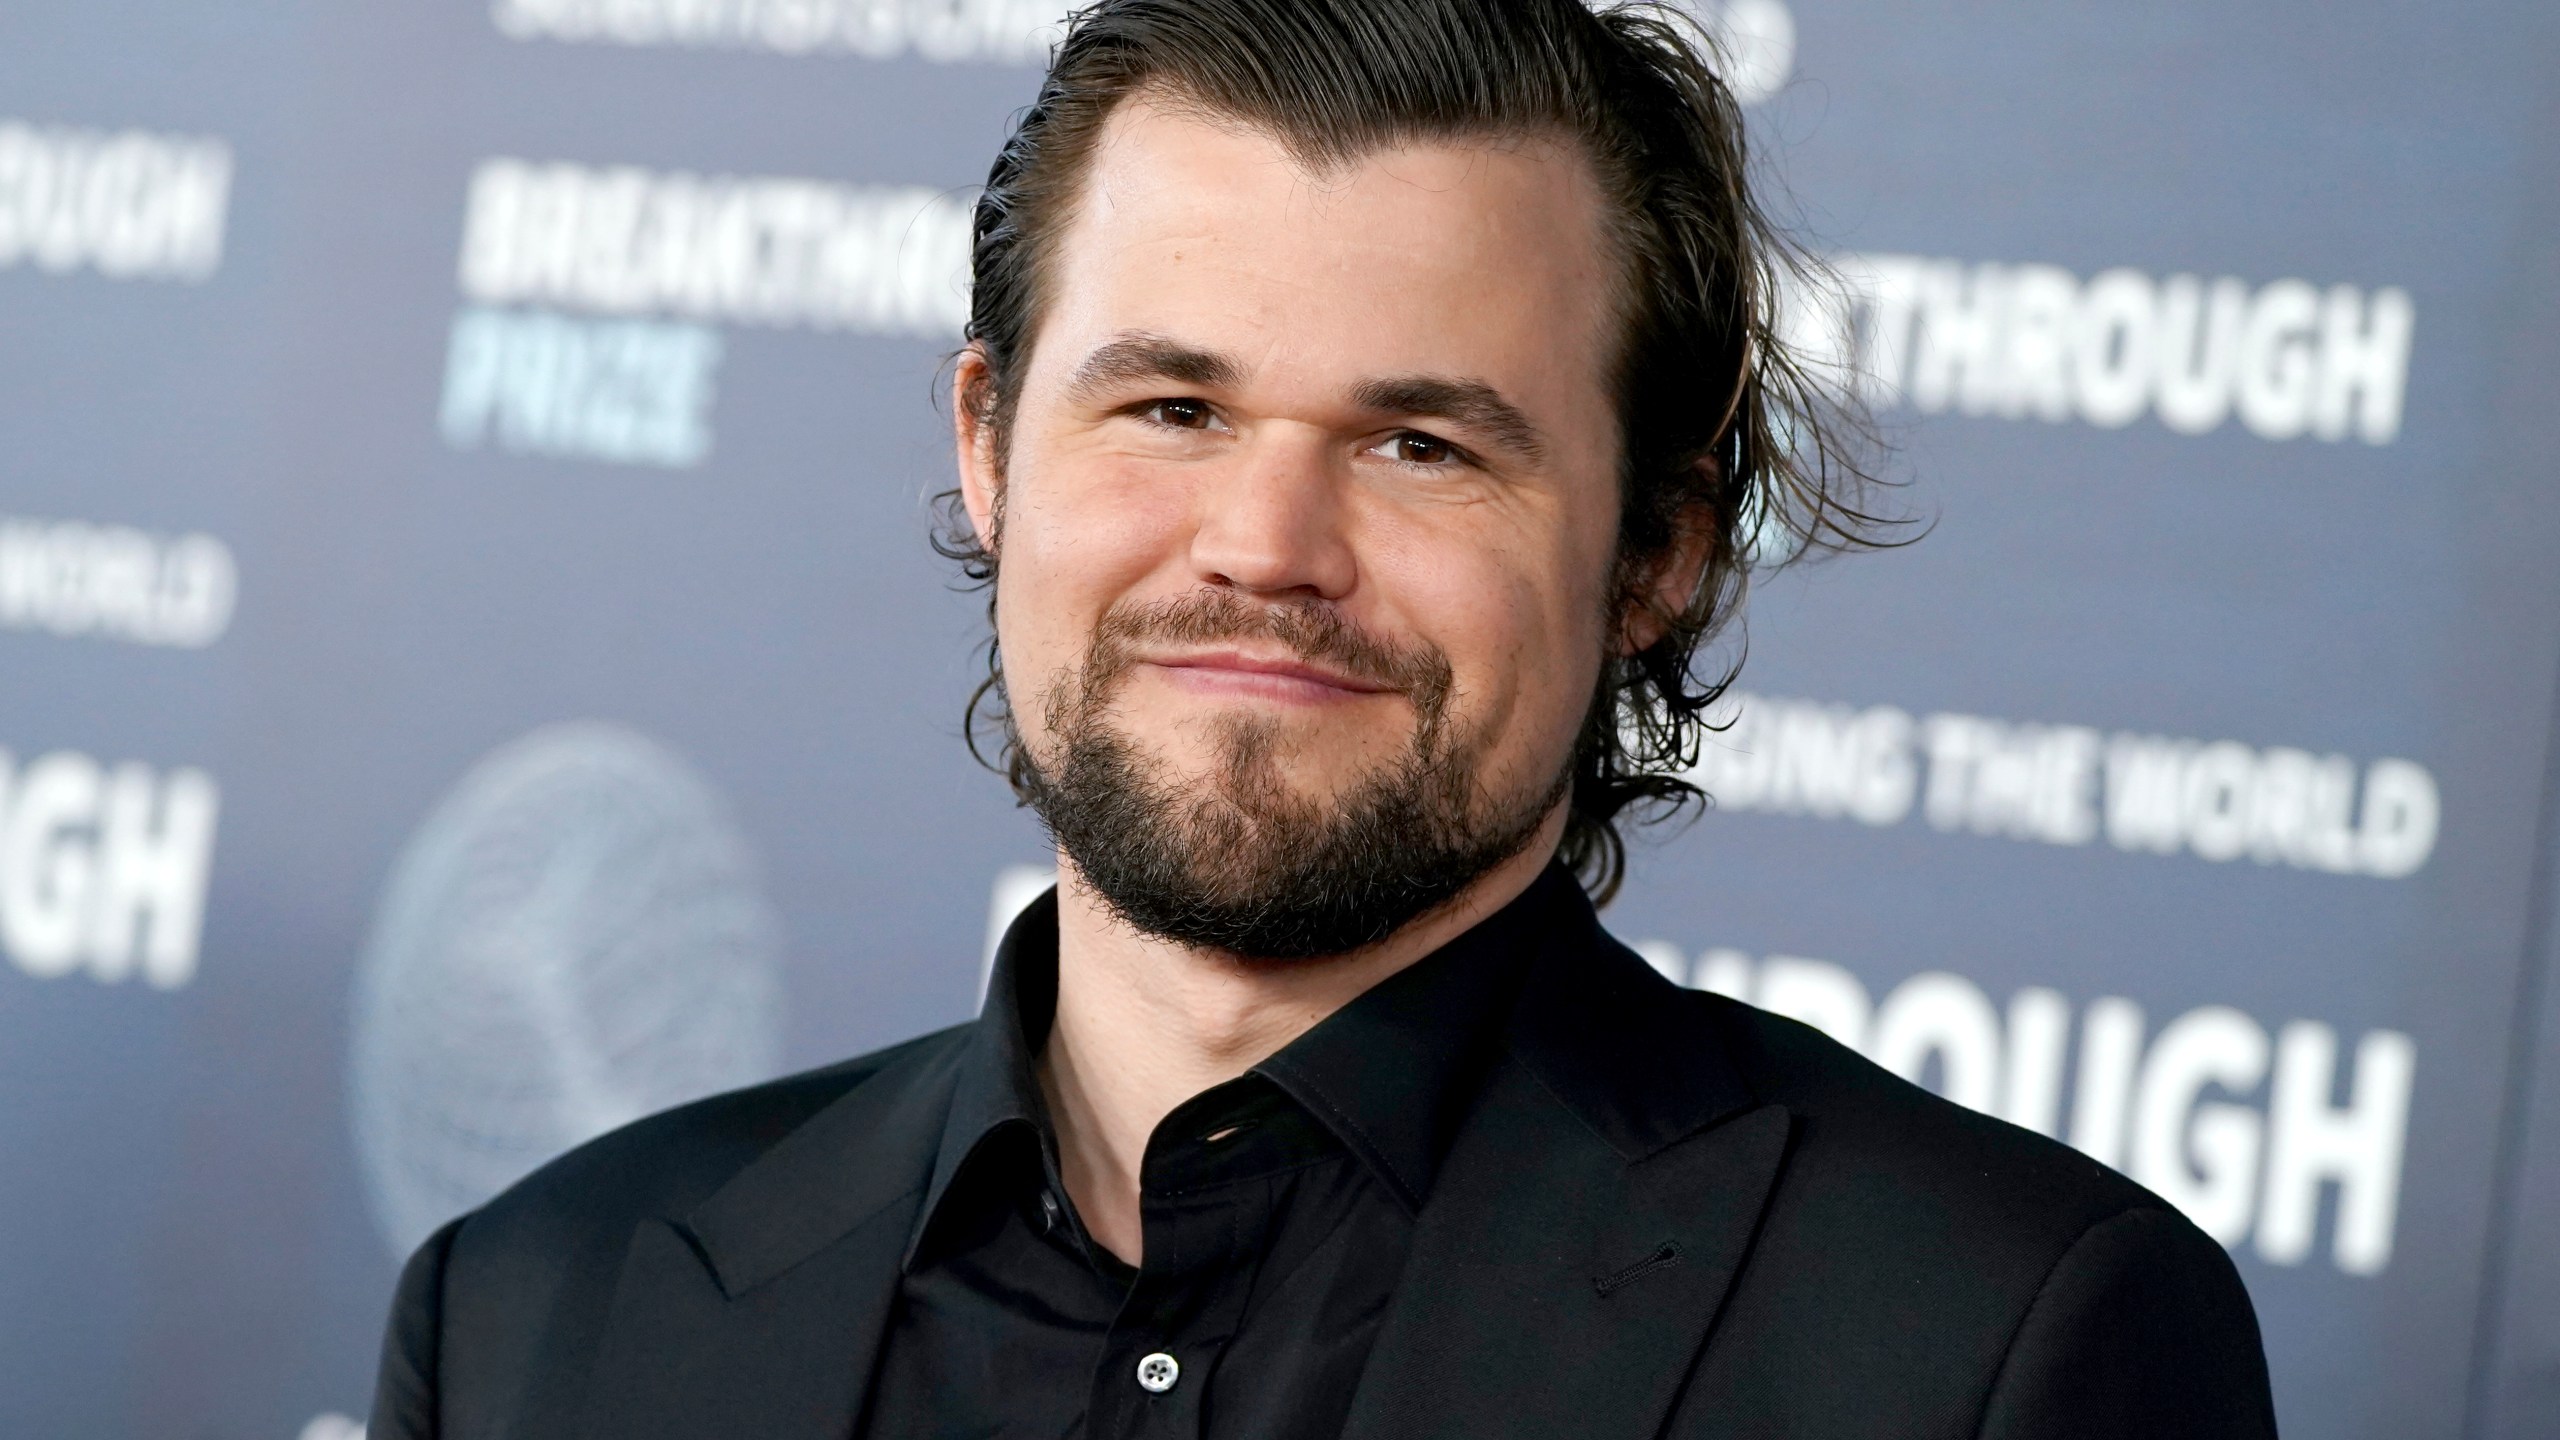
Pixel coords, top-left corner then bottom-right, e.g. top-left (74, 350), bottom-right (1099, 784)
top-left (1082, 1172), bottom-right (1272, 1439)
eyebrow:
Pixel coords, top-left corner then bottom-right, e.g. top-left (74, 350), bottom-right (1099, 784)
top-left (1064, 332), bottom-right (1244, 403)
top-left (1352, 374), bottom-right (1548, 464)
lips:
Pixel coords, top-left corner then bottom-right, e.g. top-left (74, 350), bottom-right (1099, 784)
top-left (1145, 648), bottom-right (1398, 697)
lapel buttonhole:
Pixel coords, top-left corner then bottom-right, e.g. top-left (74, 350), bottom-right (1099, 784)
top-left (1592, 1241), bottom-right (1682, 1298)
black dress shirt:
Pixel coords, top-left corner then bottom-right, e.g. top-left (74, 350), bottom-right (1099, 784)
top-left (857, 876), bottom-right (1548, 1440)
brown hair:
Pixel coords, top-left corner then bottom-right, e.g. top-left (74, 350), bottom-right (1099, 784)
top-left (938, 0), bottom-right (1897, 902)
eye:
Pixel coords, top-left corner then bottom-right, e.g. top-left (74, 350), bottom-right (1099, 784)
top-left (1377, 431), bottom-right (1458, 466)
top-left (1144, 398), bottom-right (1216, 430)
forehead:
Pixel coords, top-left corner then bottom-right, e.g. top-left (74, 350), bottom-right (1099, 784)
top-left (1033, 96), bottom-right (1622, 399)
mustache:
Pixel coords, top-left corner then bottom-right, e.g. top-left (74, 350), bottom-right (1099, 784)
top-left (1083, 590), bottom-right (1454, 717)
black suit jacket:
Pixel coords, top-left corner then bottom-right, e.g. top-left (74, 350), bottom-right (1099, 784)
top-left (370, 897), bottom-right (2278, 1440)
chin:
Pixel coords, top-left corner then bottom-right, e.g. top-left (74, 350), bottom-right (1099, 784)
top-left (1142, 702), bottom-right (1379, 756)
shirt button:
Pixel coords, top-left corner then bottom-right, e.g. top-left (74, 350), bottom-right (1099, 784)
top-left (1135, 1351), bottom-right (1180, 1394)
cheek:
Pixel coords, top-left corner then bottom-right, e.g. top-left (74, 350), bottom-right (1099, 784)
top-left (994, 458), bottom-right (1188, 682)
top-left (1371, 522), bottom-right (1611, 759)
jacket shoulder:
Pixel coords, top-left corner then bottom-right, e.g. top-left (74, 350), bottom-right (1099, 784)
top-left (1703, 990), bottom-right (2162, 1246)
top-left (1673, 991), bottom-right (2264, 1433)
top-left (460, 1022), bottom-right (968, 1255)
top-left (427, 1022), bottom-right (966, 1366)
top-left (1565, 925), bottom-right (2161, 1248)
top-left (374, 1024), bottom-right (970, 1439)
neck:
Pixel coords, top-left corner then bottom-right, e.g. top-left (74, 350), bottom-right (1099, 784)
top-left (1036, 813), bottom-right (1565, 1265)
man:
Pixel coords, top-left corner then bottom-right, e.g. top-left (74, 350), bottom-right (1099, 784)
top-left (371, 1), bottom-right (2278, 1436)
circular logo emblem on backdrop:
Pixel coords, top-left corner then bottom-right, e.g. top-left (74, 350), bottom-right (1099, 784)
top-left (349, 722), bottom-right (783, 1259)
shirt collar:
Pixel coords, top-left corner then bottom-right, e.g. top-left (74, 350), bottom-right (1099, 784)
top-left (905, 864), bottom-right (1575, 1270)
top-left (905, 888), bottom-right (1060, 1271)
top-left (1249, 867), bottom-right (1567, 1210)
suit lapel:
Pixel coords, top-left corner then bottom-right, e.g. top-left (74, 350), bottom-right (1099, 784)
top-left (575, 1040), bottom-right (961, 1440)
top-left (1340, 912), bottom-right (1795, 1440)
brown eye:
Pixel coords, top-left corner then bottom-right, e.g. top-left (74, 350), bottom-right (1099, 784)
top-left (1396, 433), bottom-right (1453, 465)
top-left (1150, 399), bottom-right (1213, 429)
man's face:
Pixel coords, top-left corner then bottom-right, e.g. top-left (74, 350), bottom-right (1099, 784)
top-left (959, 99), bottom-right (1635, 955)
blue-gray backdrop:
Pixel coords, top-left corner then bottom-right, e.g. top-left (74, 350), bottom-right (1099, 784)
top-left (4, 2), bottom-right (2558, 1436)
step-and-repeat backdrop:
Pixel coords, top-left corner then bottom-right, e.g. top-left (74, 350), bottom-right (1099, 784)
top-left (5, 2), bottom-right (2559, 1436)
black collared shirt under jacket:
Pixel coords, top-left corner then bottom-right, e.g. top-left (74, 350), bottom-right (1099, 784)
top-left (856, 876), bottom-right (1536, 1440)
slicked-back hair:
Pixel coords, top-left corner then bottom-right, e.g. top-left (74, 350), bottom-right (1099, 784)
top-left (938, 0), bottom-right (1893, 903)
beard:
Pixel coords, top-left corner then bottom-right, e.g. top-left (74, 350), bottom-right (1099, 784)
top-left (1019, 590), bottom-right (1568, 960)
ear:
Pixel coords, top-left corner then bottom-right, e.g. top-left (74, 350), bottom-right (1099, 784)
top-left (953, 344), bottom-right (1004, 555)
top-left (1619, 481), bottom-right (1721, 656)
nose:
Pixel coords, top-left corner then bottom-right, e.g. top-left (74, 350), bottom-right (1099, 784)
top-left (1185, 429), bottom-right (1357, 600)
